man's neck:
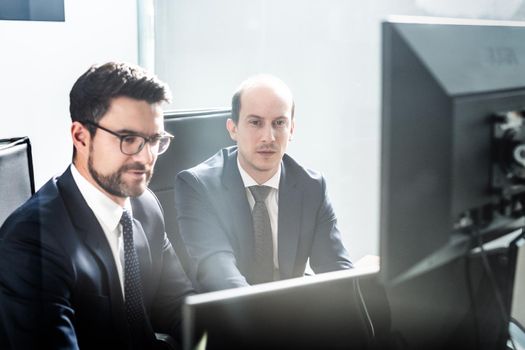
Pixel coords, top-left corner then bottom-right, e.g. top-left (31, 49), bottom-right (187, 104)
top-left (252, 171), bottom-right (276, 185)
top-left (236, 158), bottom-right (281, 187)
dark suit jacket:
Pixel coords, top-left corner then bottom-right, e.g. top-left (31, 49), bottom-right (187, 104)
top-left (0, 167), bottom-right (194, 349)
top-left (174, 146), bottom-right (352, 292)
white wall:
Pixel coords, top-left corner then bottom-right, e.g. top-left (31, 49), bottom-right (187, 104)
top-left (154, 0), bottom-right (525, 261)
top-left (2, 0), bottom-right (525, 262)
top-left (0, 1), bottom-right (138, 188)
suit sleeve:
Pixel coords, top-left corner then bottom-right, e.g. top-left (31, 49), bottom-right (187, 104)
top-left (309, 176), bottom-right (353, 273)
top-left (149, 233), bottom-right (195, 341)
top-left (0, 219), bottom-right (79, 349)
top-left (132, 188), bottom-right (195, 342)
top-left (174, 171), bottom-right (249, 291)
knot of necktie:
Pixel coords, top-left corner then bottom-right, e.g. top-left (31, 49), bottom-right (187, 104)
top-left (249, 185), bottom-right (271, 203)
top-left (120, 209), bottom-right (134, 241)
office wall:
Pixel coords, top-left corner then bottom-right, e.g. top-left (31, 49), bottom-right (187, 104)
top-left (2, 0), bottom-right (524, 262)
top-left (154, 0), bottom-right (525, 260)
top-left (0, 1), bottom-right (138, 188)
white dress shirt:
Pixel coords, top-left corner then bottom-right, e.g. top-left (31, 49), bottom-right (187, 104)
top-left (71, 164), bottom-right (131, 296)
top-left (237, 159), bottom-right (281, 269)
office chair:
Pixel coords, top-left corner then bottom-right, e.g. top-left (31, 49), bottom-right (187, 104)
top-left (149, 109), bottom-right (234, 275)
top-left (0, 137), bottom-right (35, 227)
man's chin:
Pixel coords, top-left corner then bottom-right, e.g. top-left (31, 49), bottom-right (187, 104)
top-left (252, 161), bottom-right (280, 174)
top-left (121, 179), bottom-right (149, 198)
top-left (124, 185), bottom-right (147, 198)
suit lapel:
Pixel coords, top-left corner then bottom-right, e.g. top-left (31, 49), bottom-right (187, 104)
top-left (221, 150), bottom-right (255, 269)
top-left (56, 168), bottom-right (128, 340)
top-left (277, 158), bottom-right (303, 278)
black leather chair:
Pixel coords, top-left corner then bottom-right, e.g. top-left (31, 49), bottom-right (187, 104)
top-left (0, 137), bottom-right (35, 227)
top-left (149, 109), bottom-right (234, 275)
top-left (0, 137), bottom-right (35, 349)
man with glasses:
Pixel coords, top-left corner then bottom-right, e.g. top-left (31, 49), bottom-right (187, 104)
top-left (0, 62), bottom-right (194, 349)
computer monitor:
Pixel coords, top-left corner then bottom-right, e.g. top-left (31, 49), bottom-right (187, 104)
top-left (182, 266), bottom-right (389, 350)
top-left (379, 16), bottom-right (525, 349)
top-left (380, 16), bottom-right (525, 285)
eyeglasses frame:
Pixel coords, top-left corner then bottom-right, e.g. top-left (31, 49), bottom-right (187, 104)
top-left (81, 120), bottom-right (174, 156)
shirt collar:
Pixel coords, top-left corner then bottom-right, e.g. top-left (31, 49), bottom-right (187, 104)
top-left (71, 164), bottom-right (132, 232)
top-left (236, 157), bottom-right (281, 190)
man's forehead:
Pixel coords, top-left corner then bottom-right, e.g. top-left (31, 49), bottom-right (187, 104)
top-left (242, 85), bottom-right (292, 108)
top-left (100, 100), bottom-right (165, 133)
top-left (243, 79), bottom-right (292, 98)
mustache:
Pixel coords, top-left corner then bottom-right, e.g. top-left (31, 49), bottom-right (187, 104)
top-left (120, 162), bottom-right (149, 172)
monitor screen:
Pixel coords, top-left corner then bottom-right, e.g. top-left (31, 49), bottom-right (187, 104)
top-left (380, 16), bottom-right (525, 286)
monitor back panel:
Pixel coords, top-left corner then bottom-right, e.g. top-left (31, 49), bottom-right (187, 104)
top-left (183, 270), bottom-right (388, 349)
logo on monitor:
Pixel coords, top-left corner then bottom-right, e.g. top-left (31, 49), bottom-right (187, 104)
top-left (487, 47), bottom-right (519, 66)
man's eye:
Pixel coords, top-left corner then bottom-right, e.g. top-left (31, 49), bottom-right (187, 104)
top-left (149, 136), bottom-right (162, 145)
top-left (249, 120), bottom-right (261, 126)
top-left (274, 120), bottom-right (286, 127)
top-left (123, 136), bottom-right (140, 144)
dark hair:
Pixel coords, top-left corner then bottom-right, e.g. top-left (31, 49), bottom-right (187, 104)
top-left (231, 89), bottom-right (243, 124)
top-left (69, 62), bottom-right (171, 159)
top-left (70, 61), bottom-right (171, 125)
top-left (230, 76), bottom-right (295, 124)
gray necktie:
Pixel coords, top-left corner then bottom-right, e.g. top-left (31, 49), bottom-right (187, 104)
top-left (249, 185), bottom-right (274, 284)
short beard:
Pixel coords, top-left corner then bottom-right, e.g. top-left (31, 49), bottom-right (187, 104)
top-left (88, 151), bottom-right (152, 198)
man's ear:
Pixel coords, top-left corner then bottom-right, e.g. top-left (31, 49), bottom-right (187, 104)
top-left (226, 118), bottom-right (238, 142)
top-left (71, 121), bottom-right (90, 155)
top-left (289, 118), bottom-right (295, 141)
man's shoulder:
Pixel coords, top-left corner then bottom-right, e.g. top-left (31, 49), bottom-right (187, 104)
top-left (132, 187), bottom-right (164, 223)
top-left (135, 187), bottom-right (162, 208)
top-left (282, 153), bottom-right (325, 186)
top-left (11, 176), bottom-right (61, 217)
top-left (177, 146), bottom-right (236, 182)
top-left (0, 175), bottom-right (67, 241)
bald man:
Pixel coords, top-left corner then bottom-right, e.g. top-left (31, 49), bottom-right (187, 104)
top-left (174, 75), bottom-right (352, 292)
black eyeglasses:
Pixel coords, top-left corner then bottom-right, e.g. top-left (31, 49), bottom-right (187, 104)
top-left (82, 121), bottom-right (173, 156)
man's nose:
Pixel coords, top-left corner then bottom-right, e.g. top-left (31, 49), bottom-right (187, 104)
top-left (133, 142), bottom-right (155, 163)
top-left (261, 124), bottom-right (276, 142)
